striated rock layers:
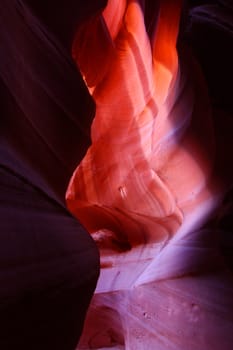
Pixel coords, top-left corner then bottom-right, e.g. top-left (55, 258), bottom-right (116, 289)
top-left (66, 1), bottom-right (233, 349)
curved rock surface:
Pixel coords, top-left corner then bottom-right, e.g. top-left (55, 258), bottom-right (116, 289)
top-left (66, 0), bottom-right (233, 349)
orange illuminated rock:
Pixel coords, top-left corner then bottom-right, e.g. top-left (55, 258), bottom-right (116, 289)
top-left (67, 0), bottom-right (217, 266)
top-left (66, 1), bottom-right (233, 348)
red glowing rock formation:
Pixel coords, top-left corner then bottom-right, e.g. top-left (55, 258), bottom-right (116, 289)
top-left (66, 1), bottom-right (233, 348)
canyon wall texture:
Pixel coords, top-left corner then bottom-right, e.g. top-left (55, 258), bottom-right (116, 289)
top-left (67, 1), bottom-right (233, 349)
